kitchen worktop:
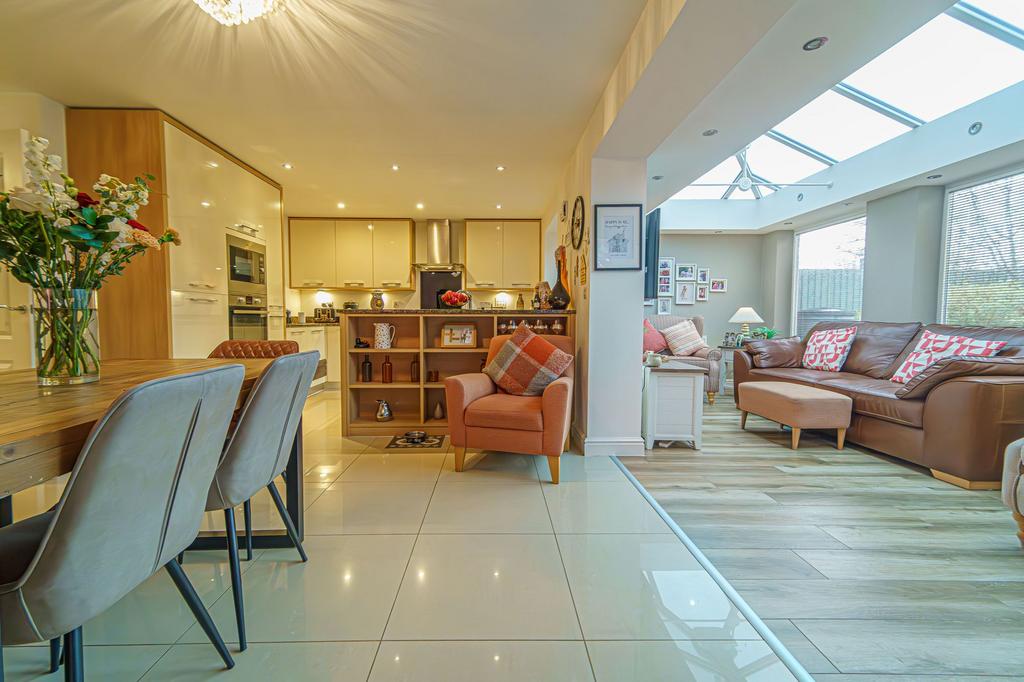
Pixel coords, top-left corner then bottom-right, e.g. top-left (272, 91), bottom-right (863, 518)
top-left (338, 308), bottom-right (576, 314)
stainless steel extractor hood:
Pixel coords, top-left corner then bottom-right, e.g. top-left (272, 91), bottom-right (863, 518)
top-left (415, 219), bottom-right (463, 271)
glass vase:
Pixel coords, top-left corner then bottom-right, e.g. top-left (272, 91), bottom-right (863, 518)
top-left (32, 288), bottom-right (100, 386)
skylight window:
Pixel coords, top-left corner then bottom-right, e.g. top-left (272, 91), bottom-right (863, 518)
top-left (670, 157), bottom-right (740, 200)
top-left (965, 0), bottom-right (1024, 30)
top-left (745, 136), bottom-right (828, 185)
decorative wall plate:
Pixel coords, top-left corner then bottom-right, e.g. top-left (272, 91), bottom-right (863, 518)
top-left (570, 195), bottom-right (585, 249)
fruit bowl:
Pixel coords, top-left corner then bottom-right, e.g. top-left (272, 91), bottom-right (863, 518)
top-left (439, 289), bottom-right (470, 309)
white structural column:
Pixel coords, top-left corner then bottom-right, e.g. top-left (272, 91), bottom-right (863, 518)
top-left (584, 157), bottom-right (647, 456)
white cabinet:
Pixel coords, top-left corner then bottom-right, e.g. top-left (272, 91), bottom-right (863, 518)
top-left (170, 291), bottom-right (228, 358)
top-left (335, 220), bottom-right (373, 288)
top-left (326, 326), bottom-right (341, 383)
top-left (641, 362), bottom-right (704, 450)
top-left (288, 325), bottom-right (327, 386)
top-left (371, 220), bottom-right (412, 288)
top-left (465, 220), bottom-right (540, 289)
top-left (290, 220), bottom-right (336, 288)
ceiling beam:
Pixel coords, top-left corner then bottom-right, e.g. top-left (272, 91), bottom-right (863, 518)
top-left (948, 3), bottom-right (1024, 52)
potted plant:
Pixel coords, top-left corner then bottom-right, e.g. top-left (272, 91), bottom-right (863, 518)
top-left (0, 137), bottom-right (179, 385)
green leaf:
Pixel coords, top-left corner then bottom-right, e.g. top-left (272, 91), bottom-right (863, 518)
top-left (93, 230), bottom-right (119, 243)
top-left (85, 239), bottom-right (105, 248)
top-left (95, 214), bottom-right (114, 225)
top-left (60, 225), bottom-right (94, 240)
top-left (81, 206), bottom-right (97, 226)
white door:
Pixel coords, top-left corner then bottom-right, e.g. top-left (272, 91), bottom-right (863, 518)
top-left (0, 129), bottom-right (34, 371)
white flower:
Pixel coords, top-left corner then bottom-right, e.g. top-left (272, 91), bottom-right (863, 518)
top-left (55, 217), bottom-right (72, 228)
top-left (98, 174), bottom-right (111, 184)
top-left (6, 187), bottom-right (53, 217)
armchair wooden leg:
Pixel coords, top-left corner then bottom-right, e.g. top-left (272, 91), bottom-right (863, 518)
top-left (791, 427), bottom-right (801, 450)
top-left (739, 411), bottom-right (748, 430)
top-left (707, 392), bottom-right (716, 405)
top-left (837, 428), bottom-right (846, 450)
top-left (454, 446), bottom-right (466, 472)
top-left (1014, 512), bottom-right (1024, 548)
top-left (547, 456), bottom-right (560, 484)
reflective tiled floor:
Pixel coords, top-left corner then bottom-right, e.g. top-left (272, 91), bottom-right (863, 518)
top-left (6, 390), bottom-right (796, 681)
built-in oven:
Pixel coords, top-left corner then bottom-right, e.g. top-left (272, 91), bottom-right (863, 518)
top-left (226, 235), bottom-right (267, 298)
top-left (229, 298), bottom-right (268, 341)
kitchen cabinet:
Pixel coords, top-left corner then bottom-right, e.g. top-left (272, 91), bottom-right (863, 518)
top-left (326, 325), bottom-right (341, 384)
top-left (290, 220), bottom-right (336, 288)
top-left (465, 219), bottom-right (540, 289)
top-left (335, 220), bottom-right (373, 288)
top-left (371, 220), bottom-right (413, 288)
top-left (170, 291), bottom-right (228, 359)
top-left (287, 325), bottom-right (327, 386)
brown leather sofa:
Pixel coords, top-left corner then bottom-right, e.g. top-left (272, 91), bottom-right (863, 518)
top-left (734, 321), bottom-right (1024, 488)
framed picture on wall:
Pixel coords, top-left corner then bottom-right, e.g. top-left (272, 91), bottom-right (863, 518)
top-left (656, 297), bottom-right (672, 315)
top-left (697, 268), bottom-right (710, 284)
top-left (657, 275), bottom-right (673, 297)
top-left (657, 256), bottom-right (675, 279)
top-left (676, 263), bottom-right (696, 281)
top-left (676, 282), bottom-right (696, 305)
top-left (594, 203), bottom-right (643, 270)
top-left (710, 278), bottom-right (728, 292)
top-left (696, 284), bottom-right (709, 302)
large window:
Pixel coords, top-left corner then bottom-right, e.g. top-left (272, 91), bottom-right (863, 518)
top-left (940, 170), bottom-right (1024, 326)
top-left (794, 217), bottom-right (866, 336)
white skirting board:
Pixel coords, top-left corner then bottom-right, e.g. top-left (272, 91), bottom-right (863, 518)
top-left (583, 435), bottom-right (645, 457)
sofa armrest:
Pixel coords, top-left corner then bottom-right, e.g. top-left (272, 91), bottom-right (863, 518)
top-left (732, 350), bottom-right (756, 405)
top-left (444, 373), bottom-right (497, 446)
top-left (691, 346), bottom-right (722, 362)
top-left (541, 377), bottom-right (573, 457)
top-left (896, 356), bottom-right (1024, 399)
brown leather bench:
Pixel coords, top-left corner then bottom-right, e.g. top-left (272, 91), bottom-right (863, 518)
top-left (738, 381), bottom-right (852, 449)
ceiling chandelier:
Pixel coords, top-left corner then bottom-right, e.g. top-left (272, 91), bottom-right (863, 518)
top-left (193, 0), bottom-right (283, 26)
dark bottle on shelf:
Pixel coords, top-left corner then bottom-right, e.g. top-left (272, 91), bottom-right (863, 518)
top-left (382, 355), bottom-right (393, 384)
top-left (360, 354), bottom-right (373, 382)
top-left (410, 356), bottom-right (420, 382)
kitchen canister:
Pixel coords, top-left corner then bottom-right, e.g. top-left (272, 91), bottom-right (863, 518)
top-left (373, 322), bottom-right (397, 349)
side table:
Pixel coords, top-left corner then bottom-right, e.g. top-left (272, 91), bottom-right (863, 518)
top-left (717, 345), bottom-right (741, 395)
top-left (642, 361), bottom-right (704, 450)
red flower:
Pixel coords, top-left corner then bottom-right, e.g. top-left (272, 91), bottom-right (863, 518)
top-left (76, 192), bottom-right (99, 208)
top-left (127, 219), bottom-right (149, 233)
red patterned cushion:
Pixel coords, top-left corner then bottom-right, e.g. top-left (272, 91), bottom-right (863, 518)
top-left (802, 326), bottom-right (857, 372)
top-left (643, 319), bottom-right (668, 353)
top-left (483, 323), bottom-right (574, 396)
top-left (890, 330), bottom-right (1006, 384)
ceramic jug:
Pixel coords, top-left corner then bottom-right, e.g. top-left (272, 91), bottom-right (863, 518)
top-left (373, 322), bottom-right (397, 349)
top-left (375, 399), bottom-right (394, 422)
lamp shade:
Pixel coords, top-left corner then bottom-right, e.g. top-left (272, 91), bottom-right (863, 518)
top-left (729, 307), bottom-right (764, 324)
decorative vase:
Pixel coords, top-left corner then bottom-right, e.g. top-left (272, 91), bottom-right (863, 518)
top-left (370, 290), bottom-right (385, 311)
top-left (433, 401), bottom-right (445, 420)
top-left (32, 288), bottom-right (100, 386)
top-left (549, 246), bottom-right (570, 310)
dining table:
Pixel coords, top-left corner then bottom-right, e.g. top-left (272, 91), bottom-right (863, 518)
top-left (0, 358), bottom-right (305, 550)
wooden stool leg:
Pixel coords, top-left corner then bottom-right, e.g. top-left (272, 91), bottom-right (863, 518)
top-left (547, 456), bottom-right (560, 484)
top-left (739, 411), bottom-right (748, 430)
top-left (837, 428), bottom-right (846, 450)
top-left (707, 392), bottom-right (716, 405)
top-left (454, 446), bottom-right (466, 472)
top-left (1013, 511), bottom-right (1024, 548)
top-left (791, 427), bottom-right (801, 450)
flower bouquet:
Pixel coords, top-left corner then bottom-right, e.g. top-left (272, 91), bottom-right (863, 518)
top-left (0, 137), bottom-right (179, 385)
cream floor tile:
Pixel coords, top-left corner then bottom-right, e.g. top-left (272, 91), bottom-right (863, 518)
top-left (537, 454), bottom-right (626, 482)
top-left (557, 534), bottom-right (759, 641)
top-left (384, 534), bottom-right (582, 640)
top-left (305, 483), bottom-right (435, 534)
top-left (4, 644), bottom-right (170, 681)
top-left (543, 482), bottom-right (669, 534)
top-left (181, 535), bottom-right (415, 643)
top-left (587, 640), bottom-right (797, 682)
top-left (141, 641), bottom-right (378, 681)
top-left (302, 433), bottom-right (372, 455)
top-left (304, 455), bottom-right (359, 482)
top-left (438, 452), bottom-right (542, 483)
top-left (369, 641), bottom-right (594, 682)
top-left (336, 452), bottom-right (446, 482)
top-left (420, 481), bottom-right (551, 533)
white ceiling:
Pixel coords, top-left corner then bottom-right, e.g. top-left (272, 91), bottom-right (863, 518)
top-left (0, 0), bottom-right (646, 218)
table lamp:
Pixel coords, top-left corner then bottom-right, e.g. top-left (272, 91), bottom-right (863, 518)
top-left (729, 306), bottom-right (764, 335)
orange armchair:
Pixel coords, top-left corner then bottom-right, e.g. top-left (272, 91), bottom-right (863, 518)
top-left (445, 334), bottom-right (574, 483)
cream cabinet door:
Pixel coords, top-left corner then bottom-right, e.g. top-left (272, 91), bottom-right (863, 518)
top-left (170, 291), bottom-right (228, 358)
top-left (335, 220), bottom-right (373, 288)
top-left (465, 220), bottom-right (503, 289)
top-left (257, 182), bottom-right (284, 308)
top-left (371, 220), bottom-right (412, 288)
top-left (501, 220), bottom-right (540, 288)
top-left (290, 220), bottom-right (336, 288)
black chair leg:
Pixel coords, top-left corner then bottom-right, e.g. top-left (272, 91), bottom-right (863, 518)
top-left (62, 628), bottom-right (83, 682)
top-left (176, 552), bottom-right (184, 565)
top-left (49, 637), bottom-right (61, 673)
top-left (243, 499), bottom-right (253, 561)
top-left (224, 509), bottom-right (247, 651)
top-left (266, 481), bottom-right (307, 562)
top-left (164, 559), bottom-right (235, 670)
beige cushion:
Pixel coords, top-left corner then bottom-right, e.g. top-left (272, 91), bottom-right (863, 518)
top-left (738, 381), bottom-right (851, 429)
top-left (662, 319), bottom-right (705, 357)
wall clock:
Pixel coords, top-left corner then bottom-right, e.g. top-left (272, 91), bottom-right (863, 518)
top-left (570, 195), bottom-right (585, 249)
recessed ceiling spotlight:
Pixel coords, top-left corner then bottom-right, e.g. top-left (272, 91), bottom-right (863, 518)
top-left (927, 174), bottom-right (943, 180)
top-left (784, 221), bottom-right (794, 225)
top-left (702, 128), bottom-right (718, 137)
top-left (496, 204), bottom-right (502, 209)
top-left (392, 164), bottom-right (400, 171)
top-left (416, 202), bottom-right (424, 210)
top-left (206, 161), bottom-right (219, 168)
top-left (496, 165), bottom-right (506, 172)
top-left (651, 175), bottom-right (664, 181)
top-left (802, 36), bottom-right (828, 51)
top-left (200, 201), bottom-right (211, 208)
top-left (337, 202), bottom-right (346, 209)
top-left (843, 202), bottom-right (853, 206)
top-left (281, 162), bottom-right (293, 170)
top-left (714, 230), bottom-right (723, 234)
top-left (968, 122), bottom-right (983, 135)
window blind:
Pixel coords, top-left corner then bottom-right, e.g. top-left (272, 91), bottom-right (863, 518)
top-left (941, 171), bottom-right (1024, 326)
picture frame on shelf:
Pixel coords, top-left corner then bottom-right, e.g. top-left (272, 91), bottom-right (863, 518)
top-left (676, 263), bottom-right (696, 281)
top-left (441, 323), bottom-right (478, 348)
top-left (594, 203), bottom-right (643, 270)
top-left (723, 331), bottom-right (737, 348)
top-left (676, 282), bottom-right (696, 305)
top-left (656, 297), bottom-right (672, 315)
top-left (696, 284), bottom-right (709, 302)
top-left (697, 267), bottom-right (710, 284)
top-left (710, 278), bottom-right (728, 292)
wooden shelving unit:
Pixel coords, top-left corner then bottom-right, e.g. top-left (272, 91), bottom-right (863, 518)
top-left (340, 311), bottom-right (575, 436)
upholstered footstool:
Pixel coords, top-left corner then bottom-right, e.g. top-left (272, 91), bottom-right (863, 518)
top-left (738, 381), bottom-right (852, 449)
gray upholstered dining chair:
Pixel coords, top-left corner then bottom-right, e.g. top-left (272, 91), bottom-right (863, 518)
top-left (0, 365), bottom-right (244, 681)
top-left (205, 350), bottom-right (319, 651)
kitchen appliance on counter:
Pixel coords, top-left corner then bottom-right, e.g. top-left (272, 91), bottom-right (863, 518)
top-left (314, 303), bottom-right (338, 323)
top-left (227, 235), bottom-right (268, 340)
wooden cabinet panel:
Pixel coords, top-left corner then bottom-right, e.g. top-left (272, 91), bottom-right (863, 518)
top-left (371, 220), bottom-right (412, 288)
top-left (335, 220), bottom-right (374, 288)
top-left (465, 220), bottom-right (503, 289)
top-left (501, 220), bottom-right (540, 288)
top-left (290, 220), bottom-right (336, 287)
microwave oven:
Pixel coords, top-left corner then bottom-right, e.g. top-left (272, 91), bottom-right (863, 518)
top-left (226, 234), bottom-right (267, 298)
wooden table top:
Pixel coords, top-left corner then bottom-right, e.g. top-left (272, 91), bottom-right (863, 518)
top-left (0, 358), bottom-right (270, 496)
